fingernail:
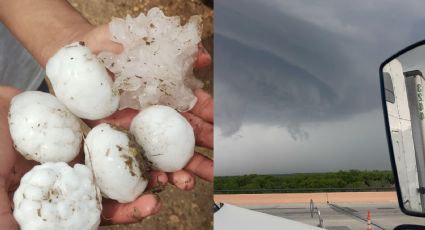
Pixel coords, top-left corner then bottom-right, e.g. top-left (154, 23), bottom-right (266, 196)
top-left (153, 200), bottom-right (161, 214)
top-left (199, 44), bottom-right (207, 53)
top-left (131, 207), bottom-right (143, 221)
top-left (157, 173), bottom-right (168, 185)
top-left (175, 176), bottom-right (195, 190)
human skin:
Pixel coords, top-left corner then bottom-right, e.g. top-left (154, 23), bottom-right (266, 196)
top-left (0, 87), bottom-right (213, 228)
top-left (0, 0), bottom-right (213, 228)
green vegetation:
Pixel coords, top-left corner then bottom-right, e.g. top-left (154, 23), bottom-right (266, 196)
top-left (214, 170), bottom-right (394, 194)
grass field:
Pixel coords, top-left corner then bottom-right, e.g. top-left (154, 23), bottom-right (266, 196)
top-left (215, 170), bottom-right (394, 194)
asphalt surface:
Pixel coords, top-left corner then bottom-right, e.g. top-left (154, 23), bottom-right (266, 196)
top-left (243, 203), bottom-right (425, 230)
top-left (214, 192), bottom-right (425, 229)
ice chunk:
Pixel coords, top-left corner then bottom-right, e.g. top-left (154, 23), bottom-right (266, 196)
top-left (98, 7), bottom-right (203, 112)
top-left (13, 162), bottom-right (101, 230)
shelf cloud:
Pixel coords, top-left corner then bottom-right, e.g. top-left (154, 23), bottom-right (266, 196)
top-left (215, 0), bottom-right (425, 176)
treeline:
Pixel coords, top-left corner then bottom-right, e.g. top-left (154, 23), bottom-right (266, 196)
top-left (214, 170), bottom-right (394, 194)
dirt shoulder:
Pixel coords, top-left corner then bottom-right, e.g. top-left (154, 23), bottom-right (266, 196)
top-left (215, 192), bottom-right (398, 205)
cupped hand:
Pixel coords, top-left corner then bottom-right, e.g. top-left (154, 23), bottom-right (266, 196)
top-left (88, 88), bottom-right (214, 189)
top-left (0, 87), bottom-right (166, 228)
top-left (91, 89), bottom-right (215, 225)
top-left (68, 23), bottom-right (214, 224)
top-left (0, 23), bottom-right (213, 228)
top-left (0, 86), bottom-right (33, 230)
top-left (81, 24), bottom-right (214, 191)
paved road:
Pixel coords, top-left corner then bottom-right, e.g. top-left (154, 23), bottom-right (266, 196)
top-left (242, 203), bottom-right (425, 230)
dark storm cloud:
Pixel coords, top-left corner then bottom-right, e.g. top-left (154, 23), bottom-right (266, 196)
top-left (216, 110), bottom-right (389, 176)
top-left (215, 34), bottom-right (336, 137)
top-left (215, 0), bottom-right (425, 136)
top-left (215, 0), bottom-right (425, 175)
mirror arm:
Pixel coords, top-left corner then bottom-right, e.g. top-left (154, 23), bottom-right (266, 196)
top-left (417, 187), bottom-right (425, 194)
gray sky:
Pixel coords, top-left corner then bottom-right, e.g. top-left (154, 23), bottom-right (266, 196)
top-left (214, 0), bottom-right (425, 176)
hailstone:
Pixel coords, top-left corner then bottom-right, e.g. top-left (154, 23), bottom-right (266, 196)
top-left (13, 162), bottom-right (101, 230)
top-left (46, 42), bottom-right (119, 120)
top-left (98, 7), bottom-right (203, 112)
top-left (84, 123), bottom-right (150, 203)
top-left (130, 105), bottom-right (195, 172)
top-left (8, 91), bottom-right (82, 163)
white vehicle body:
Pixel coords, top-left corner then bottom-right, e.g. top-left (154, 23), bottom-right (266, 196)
top-left (214, 203), bottom-right (322, 230)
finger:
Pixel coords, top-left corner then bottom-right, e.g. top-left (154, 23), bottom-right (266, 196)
top-left (7, 155), bottom-right (38, 188)
top-left (167, 170), bottom-right (196, 191)
top-left (181, 112), bottom-right (213, 149)
top-left (85, 24), bottom-right (124, 55)
top-left (101, 193), bottom-right (161, 225)
top-left (189, 89), bottom-right (213, 123)
top-left (89, 25), bottom-right (208, 64)
top-left (194, 44), bottom-right (211, 69)
top-left (86, 90), bottom-right (213, 128)
top-left (146, 171), bottom-right (168, 190)
top-left (85, 108), bottom-right (138, 129)
top-left (0, 86), bottom-right (20, 101)
top-left (0, 186), bottom-right (18, 230)
top-left (184, 153), bottom-right (213, 182)
top-left (68, 152), bottom-right (84, 167)
top-left (0, 212), bottom-right (18, 230)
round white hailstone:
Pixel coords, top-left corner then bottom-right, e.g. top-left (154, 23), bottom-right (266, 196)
top-left (98, 7), bottom-right (203, 112)
top-left (46, 42), bottom-right (119, 120)
top-left (84, 123), bottom-right (149, 203)
top-left (13, 162), bottom-right (101, 230)
top-left (8, 91), bottom-right (82, 163)
top-left (130, 105), bottom-right (195, 172)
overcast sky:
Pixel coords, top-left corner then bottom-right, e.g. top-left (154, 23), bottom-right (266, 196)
top-left (214, 0), bottom-right (425, 176)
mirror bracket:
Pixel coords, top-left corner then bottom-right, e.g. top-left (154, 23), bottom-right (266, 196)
top-left (417, 187), bottom-right (425, 194)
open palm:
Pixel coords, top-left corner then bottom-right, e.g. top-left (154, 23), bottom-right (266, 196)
top-left (0, 24), bottom-right (213, 228)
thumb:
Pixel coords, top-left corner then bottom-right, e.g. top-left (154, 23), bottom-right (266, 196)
top-left (194, 44), bottom-right (211, 69)
top-left (84, 108), bottom-right (139, 129)
top-left (83, 24), bottom-right (123, 55)
top-left (0, 186), bottom-right (18, 230)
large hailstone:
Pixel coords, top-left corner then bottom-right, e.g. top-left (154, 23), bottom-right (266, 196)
top-left (8, 91), bottom-right (82, 163)
top-left (84, 123), bottom-right (150, 203)
top-left (130, 105), bottom-right (195, 172)
top-left (13, 162), bottom-right (101, 230)
top-left (98, 7), bottom-right (203, 112)
top-left (46, 42), bottom-right (119, 120)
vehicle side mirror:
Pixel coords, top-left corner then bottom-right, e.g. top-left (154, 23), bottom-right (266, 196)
top-left (380, 41), bottom-right (425, 217)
